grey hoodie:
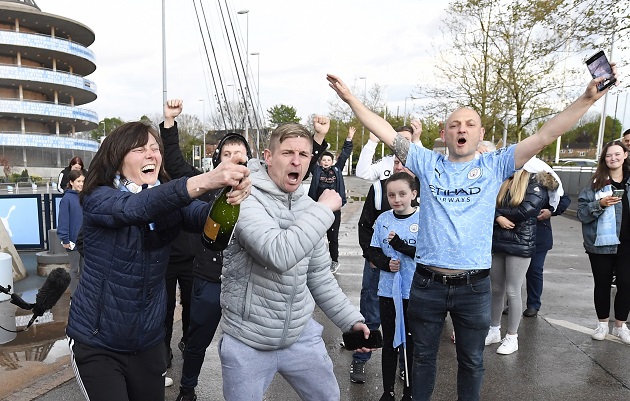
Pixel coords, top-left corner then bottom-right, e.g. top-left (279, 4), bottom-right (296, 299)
top-left (220, 158), bottom-right (364, 350)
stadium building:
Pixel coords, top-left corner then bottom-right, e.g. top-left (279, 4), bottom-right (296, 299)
top-left (0, 0), bottom-right (98, 180)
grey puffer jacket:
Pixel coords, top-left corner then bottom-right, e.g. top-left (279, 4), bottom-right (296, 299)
top-left (220, 159), bottom-right (364, 351)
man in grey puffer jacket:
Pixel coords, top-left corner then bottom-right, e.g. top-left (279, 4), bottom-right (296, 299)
top-left (220, 122), bottom-right (370, 401)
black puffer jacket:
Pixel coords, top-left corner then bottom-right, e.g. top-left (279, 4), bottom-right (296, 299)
top-left (492, 172), bottom-right (557, 258)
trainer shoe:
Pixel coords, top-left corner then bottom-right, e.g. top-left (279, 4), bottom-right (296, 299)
top-left (175, 387), bottom-right (197, 401)
top-left (592, 322), bottom-right (609, 341)
top-left (378, 391), bottom-right (395, 401)
top-left (496, 335), bottom-right (518, 355)
top-left (612, 324), bottom-right (630, 345)
top-left (485, 328), bottom-right (501, 345)
top-left (164, 376), bottom-right (174, 387)
top-left (350, 360), bottom-right (366, 383)
top-left (523, 307), bottom-right (538, 317)
top-left (398, 368), bottom-right (405, 382)
top-left (178, 340), bottom-right (186, 354)
top-left (331, 261), bottom-right (340, 274)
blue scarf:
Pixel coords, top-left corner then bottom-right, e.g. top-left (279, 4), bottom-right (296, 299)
top-left (594, 184), bottom-right (620, 246)
top-left (114, 175), bottom-right (161, 230)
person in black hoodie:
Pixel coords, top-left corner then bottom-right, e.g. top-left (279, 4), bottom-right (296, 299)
top-left (161, 99), bottom-right (328, 401)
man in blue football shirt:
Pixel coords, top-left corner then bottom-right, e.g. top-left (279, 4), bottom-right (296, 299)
top-left (326, 66), bottom-right (617, 401)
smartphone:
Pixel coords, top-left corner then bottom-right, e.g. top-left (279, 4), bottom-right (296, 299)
top-left (342, 329), bottom-right (383, 350)
top-left (585, 51), bottom-right (616, 91)
top-left (612, 189), bottom-right (624, 198)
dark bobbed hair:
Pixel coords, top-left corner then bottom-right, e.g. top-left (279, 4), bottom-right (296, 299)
top-left (81, 121), bottom-right (169, 200)
top-left (67, 156), bottom-right (84, 169)
top-left (591, 140), bottom-right (630, 191)
top-left (66, 169), bottom-right (85, 189)
top-left (386, 171), bottom-right (418, 192)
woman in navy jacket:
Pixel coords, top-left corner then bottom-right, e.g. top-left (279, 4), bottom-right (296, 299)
top-left (57, 169), bottom-right (85, 295)
top-left (65, 120), bottom-right (251, 401)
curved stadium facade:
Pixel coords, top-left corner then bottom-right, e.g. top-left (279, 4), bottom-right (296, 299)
top-left (0, 0), bottom-right (98, 179)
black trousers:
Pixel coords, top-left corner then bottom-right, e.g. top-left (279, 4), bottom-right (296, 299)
top-left (588, 252), bottom-right (630, 321)
top-left (379, 296), bottom-right (413, 396)
top-left (165, 259), bottom-right (194, 349)
top-left (69, 338), bottom-right (167, 401)
top-left (327, 210), bottom-right (342, 262)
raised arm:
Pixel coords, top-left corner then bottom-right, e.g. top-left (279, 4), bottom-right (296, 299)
top-left (514, 64), bottom-right (618, 169)
top-left (161, 99), bottom-right (202, 179)
top-left (327, 74), bottom-right (399, 148)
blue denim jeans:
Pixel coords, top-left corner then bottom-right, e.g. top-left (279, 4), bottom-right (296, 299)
top-left (407, 271), bottom-right (491, 401)
top-left (352, 259), bottom-right (381, 363)
top-left (525, 248), bottom-right (548, 310)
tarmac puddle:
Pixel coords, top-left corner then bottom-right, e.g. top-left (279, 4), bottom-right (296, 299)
top-left (0, 290), bottom-right (71, 371)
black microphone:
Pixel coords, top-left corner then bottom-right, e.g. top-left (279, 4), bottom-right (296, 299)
top-left (27, 268), bottom-right (71, 329)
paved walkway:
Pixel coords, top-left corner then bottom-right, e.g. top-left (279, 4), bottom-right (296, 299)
top-left (2, 176), bottom-right (630, 400)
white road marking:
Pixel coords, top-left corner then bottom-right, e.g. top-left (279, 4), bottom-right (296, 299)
top-left (545, 318), bottom-right (625, 344)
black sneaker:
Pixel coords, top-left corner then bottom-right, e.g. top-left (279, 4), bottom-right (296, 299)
top-left (379, 391), bottom-right (395, 401)
top-left (398, 368), bottom-right (405, 382)
top-left (178, 340), bottom-right (186, 354)
top-left (523, 307), bottom-right (538, 317)
top-left (175, 387), bottom-right (197, 401)
top-left (350, 360), bottom-right (366, 383)
top-left (166, 347), bottom-right (173, 369)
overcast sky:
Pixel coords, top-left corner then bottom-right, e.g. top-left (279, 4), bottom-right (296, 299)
top-left (35, 0), bottom-right (629, 132)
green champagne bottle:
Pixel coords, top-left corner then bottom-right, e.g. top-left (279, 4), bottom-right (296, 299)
top-left (202, 186), bottom-right (240, 251)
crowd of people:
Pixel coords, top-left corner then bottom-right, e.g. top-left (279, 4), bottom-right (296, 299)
top-left (54, 63), bottom-right (624, 401)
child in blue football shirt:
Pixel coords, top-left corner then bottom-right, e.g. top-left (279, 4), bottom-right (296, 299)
top-left (367, 172), bottom-right (418, 401)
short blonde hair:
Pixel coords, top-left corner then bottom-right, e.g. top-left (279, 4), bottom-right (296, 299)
top-left (268, 123), bottom-right (312, 152)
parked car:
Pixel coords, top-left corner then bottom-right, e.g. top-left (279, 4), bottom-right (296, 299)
top-left (558, 158), bottom-right (598, 167)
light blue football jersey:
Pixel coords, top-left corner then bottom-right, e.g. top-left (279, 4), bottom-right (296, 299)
top-left (405, 144), bottom-right (517, 269)
top-left (370, 208), bottom-right (419, 298)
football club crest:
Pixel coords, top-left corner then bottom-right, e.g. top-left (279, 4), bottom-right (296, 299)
top-left (467, 167), bottom-right (482, 180)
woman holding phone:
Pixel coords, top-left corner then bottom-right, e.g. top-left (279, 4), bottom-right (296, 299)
top-left (578, 140), bottom-right (630, 344)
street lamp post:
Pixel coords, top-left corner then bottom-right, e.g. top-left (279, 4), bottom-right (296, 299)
top-left (403, 96), bottom-right (418, 125)
top-left (238, 10), bottom-right (250, 145)
top-left (199, 99), bottom-right (205, 169)
top-left (359, 76), bottom-right (367, 145)
top-left (250, 52), bottom-right (260, 153)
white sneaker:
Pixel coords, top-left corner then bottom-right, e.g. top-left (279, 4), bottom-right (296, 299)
top-left (591, 323), bottom-right (609, 341)
top-left (611, 324), bottom-right (630, 345)
top-left (497, 335), bottom-right (518, 355)
top-left (485, 329), bottom-right (501, 345)
top-left (164, 376), bottom-right (173, 387)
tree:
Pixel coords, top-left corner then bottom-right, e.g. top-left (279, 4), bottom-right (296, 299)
top-left (88, 117), bottom-right (125, 141)
top-left (267, 104), bottom-right (301, 127)
top-left (418, 0), bottom-right (627, 148)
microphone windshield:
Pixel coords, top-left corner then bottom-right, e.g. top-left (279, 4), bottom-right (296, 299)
top-left (31, 268), bottom-right (71, 317)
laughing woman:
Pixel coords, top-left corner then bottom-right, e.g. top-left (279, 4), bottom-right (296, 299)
top-left (65, 121), bottom-right (251, 401)
top-left (578, 140), bottom-right (630, 345)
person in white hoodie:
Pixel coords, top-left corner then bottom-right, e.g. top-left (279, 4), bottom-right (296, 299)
top-left (355, 125), bottom-right (422, 181)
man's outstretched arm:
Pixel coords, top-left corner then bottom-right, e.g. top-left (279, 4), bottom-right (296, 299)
top-left (327, 74), bottom-right (400, 149)
top-left (514, 64), bottom-right (618, 169)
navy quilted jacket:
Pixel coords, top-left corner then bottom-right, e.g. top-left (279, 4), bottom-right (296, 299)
top-left (65, 178), bottom-right (210, 353)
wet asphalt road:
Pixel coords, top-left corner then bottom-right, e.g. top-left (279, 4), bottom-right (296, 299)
top-left (8, 175), bottom-right (630, 400)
